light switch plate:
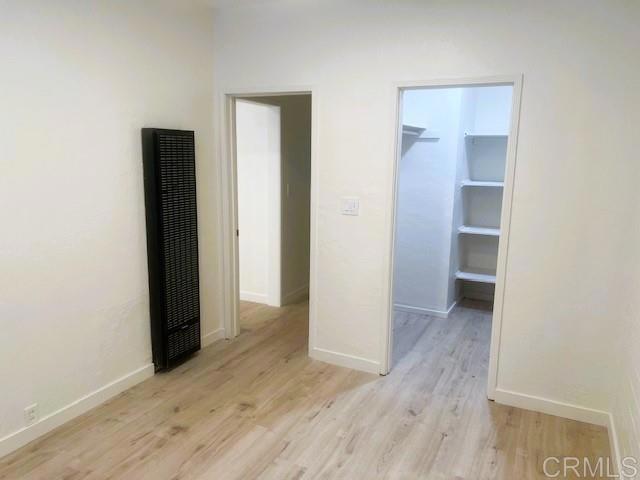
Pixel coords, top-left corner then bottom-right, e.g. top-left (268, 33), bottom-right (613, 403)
top-left (340, 196), bottom-right (359, 216)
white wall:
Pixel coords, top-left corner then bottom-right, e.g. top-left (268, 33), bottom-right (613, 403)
top-left (610, 169), bottom-right (640, 470)
top-left (393, 88), bottom-right (462, 314)
top-left (466, 86), bottom-right (513, 135)
top-left (236, 99), bottom-right (281, 305)
top-left (0, 0), bottom-right (217, 456)
top-left (212, 0), bottom-right (640, 428)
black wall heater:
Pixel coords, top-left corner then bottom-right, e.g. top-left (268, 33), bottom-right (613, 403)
top-left (142, 128), bottom-right (200, 371)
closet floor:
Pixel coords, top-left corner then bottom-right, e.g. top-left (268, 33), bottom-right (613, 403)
top-left (0, 300), bottom-right (610, 479)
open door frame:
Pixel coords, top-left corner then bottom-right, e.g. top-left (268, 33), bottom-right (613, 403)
top-left (219, 87), bottom-right (317, 344)
top-left (381, 75), bottom-right (523, 401)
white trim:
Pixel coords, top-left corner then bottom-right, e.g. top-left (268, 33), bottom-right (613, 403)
top-left (219, 86), bottom-right (317, 349)
top-left (202, 327), bottom-right (227, 347)
top-left (393, 299), bottom-right (457, 319)
top-left (381, 74), bottom-right (524, 394)
top-left (487, 75), bottom-right (523, 400)
top-left (607, 412), bottom-right (622, 477)
top-left (219, 92), bottom-right (240, 338)
top-left (239, 291), bottom-right (268, 304)
top-left (493, 388), bottom-right (609, 426)
top-left (310, 347), bottom-right (380, 374)
top-left (282, 284), bottom-right (309, 305)
top-left (308, 91), bottom-right (320, 362)
top-left (265, 102), bottom-right (282, 307)
top-left (379, 84), bottom-right (404, 375)
top-left (0, 364), bottom-right (154, 459)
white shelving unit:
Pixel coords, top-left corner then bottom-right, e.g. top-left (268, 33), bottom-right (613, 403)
top-left (455, 130), bottom-right (507, 291)
top-left (458, 226), bottom-right (500, 236)
top-left (455, 268), bottom-right (497, 284)
top-left (461, 180), bottom-right (504, 188)
top-left (464, 132), bottom-right (508, 138)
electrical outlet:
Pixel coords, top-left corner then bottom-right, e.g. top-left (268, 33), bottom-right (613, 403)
top-left (24, 404), bottom-right (38, 426)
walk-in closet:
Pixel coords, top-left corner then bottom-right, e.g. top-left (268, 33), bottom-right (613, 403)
top-left (392, 84), bottom-right (513, 367)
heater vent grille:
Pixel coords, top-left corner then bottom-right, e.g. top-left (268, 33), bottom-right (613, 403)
top-left (142, 128), bottom-right (201, 371)
top-left (158, 133), bottom-right (200, 331)
top-left (167, 322), bottom-right (200, 360)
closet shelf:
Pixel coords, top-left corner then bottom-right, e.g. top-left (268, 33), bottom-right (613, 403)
top-left (461, 180), bottom-right (504, 188)
top-left (455, 268), bottom-right (496, 284)
top-left (402, 124), bottom-right (426, 136)
top-left (464, 132), bottom-right (508, 138)
top-left (458, 226), bottom-right (500, 237)
top-left (402, 124), bottom-right (440, 139)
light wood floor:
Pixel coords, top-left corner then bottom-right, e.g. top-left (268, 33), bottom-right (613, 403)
top-left (0, 300), bottom-right (610, 479)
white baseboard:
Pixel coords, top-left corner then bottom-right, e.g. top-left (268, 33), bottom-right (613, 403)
top-left (394, 299), bottom-right (457, 319)
top-left (240, 291), bottom-right (268, 303)
top-left (493, 387), bottom-right (609, 426)
top-left (202, 327), bottom-right (227, 347)
top-left (282, 284), bottom-right (309, 305)
top-left (310, 347), bottom-right (380, 374)
top-left (0, 363), bottom-right (154, 459)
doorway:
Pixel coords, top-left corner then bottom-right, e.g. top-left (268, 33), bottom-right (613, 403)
top-left (385, 78), bottom-right (522, 399)
top-left (235, 99), bottom-right (282, 307)
top-left (230, 93), bottom-right (313, 336)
